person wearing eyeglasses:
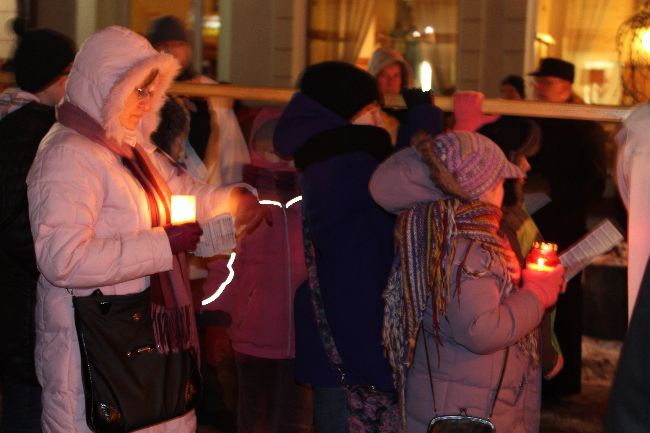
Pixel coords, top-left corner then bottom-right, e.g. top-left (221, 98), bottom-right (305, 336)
top-left (526, 57), bottom-right (608, 399)
top-left (25, 26), bottom-right (270, 433)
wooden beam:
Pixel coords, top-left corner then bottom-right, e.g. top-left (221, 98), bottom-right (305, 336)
top-left (0, 73), bottom-right (632, 122)
top-left (169, 83), bottom-right (633, 123)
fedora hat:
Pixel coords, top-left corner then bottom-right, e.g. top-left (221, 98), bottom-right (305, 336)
top-left (528, 57), bottom-right (575, 83)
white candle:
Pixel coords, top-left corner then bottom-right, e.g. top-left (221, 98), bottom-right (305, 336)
top-left (170, 195), bottom-right (196, 225)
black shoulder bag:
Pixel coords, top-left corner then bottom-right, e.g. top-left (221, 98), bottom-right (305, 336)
top-left (73, 288), bottom-right (201, 433)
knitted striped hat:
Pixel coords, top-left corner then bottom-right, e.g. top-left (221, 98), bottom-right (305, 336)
top-left (414, 130), bottom-right (524, 201)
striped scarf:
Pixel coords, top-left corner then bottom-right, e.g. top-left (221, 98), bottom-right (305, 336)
top-left (57, 101), bottom-right (199, 357)
top-left (382, 199), bottom-right (537, 426)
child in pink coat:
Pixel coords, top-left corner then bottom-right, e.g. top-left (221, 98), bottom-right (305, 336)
top-left (202, 107), bottom-right (312, 433)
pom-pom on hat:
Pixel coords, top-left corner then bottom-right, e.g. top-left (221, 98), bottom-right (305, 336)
top-left (413, 130), bottom-right (525, 201)
top-left (299, 61), bottom-right (380, 120)
top-left (14, 28), bottom-right (76, 93)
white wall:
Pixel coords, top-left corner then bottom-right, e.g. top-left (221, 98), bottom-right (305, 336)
top-left (0, 0), bottom-right (16, 59)
top-left (457, 0), bottom-right (532, 96)
top-left (219, 0), bottom-right (306, 87)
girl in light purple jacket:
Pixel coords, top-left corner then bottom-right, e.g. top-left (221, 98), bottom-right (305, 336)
top-left (370, 131), bottom-right (565, 433)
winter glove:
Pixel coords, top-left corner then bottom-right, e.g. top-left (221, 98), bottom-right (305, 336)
top-left (164, 222), bottom-right (203, 254)
top-left (453, 91), bottom-right (500, 131)
top-left (401, 88), bottom-right (433, 110)
top-left (521, 264), bottom-right (565, 309)
top-left (229, 187), bottom-right (273, 237)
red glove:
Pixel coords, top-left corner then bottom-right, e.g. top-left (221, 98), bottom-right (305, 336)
top-left (453, 91), bottom-right (500, 131)
top-left (521, 265), bottom-right (565, 309)
top-left (164, 222), bottom-right (203, 254)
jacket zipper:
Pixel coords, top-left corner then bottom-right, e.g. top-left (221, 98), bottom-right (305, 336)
top-left (282, 204), bottom-right (293, 356)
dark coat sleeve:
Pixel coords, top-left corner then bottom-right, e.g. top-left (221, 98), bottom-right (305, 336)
top-left (604, 259), bottom-right (650, 433)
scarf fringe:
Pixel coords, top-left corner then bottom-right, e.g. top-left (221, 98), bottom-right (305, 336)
top-left (151, 304), bottom-right (199, 354)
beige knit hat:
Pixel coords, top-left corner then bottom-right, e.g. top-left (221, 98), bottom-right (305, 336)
top-left (367, 47), bottom-right (413, 88)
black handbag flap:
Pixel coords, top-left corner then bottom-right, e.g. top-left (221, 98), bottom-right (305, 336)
top-left (73, 288), bottom-right (201, 433)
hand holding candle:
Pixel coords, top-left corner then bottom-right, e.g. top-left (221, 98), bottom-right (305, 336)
top-left (166, 195), bottom-right (202, 254)
top-left (526, 242), bottom-right (559, 272)
top-left (522, 242), bottom-right (565, 308)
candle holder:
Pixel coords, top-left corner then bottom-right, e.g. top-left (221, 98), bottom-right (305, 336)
top-left (526, 242), bottom-right (559, 272)
top-left (170, 195), bottom-right (196, 225)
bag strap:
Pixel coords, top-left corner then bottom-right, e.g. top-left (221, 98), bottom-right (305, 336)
top-left (301, 210), bottom-right (348, 385)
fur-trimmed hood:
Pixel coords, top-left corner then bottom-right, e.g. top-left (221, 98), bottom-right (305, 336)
top-left (64, 26), bottom-right (180, 149)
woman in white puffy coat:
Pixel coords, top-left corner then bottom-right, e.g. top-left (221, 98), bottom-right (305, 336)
top-left (26, 26), bottom-right (265, 433)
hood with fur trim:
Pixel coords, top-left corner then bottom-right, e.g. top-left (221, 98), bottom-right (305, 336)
top-left (64, 26), bottom-right (180, 148)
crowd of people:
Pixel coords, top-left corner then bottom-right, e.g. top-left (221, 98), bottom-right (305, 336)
top-left (0, 13), bottom-right (639, 433)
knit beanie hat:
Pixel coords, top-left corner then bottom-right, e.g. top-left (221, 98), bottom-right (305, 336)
top-left (478, 116), bottom-right (540, 161)
top-left (368, 47), bottom-right (414, 88)
top-left (299, 61), bottom-right (380, 120)
top-left (501, 75), bottom-right (525, 99)
top-left (14, 28), bottom-right (76, 93)
top-left (414, 130), bottom-right (524, 201)
top-left (146, 15), bottom-right (191, 46)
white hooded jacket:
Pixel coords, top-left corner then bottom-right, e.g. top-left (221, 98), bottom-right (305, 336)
top-left (615, 103), bottom-right (650, 321)
top-left (27, 26), bottom-right (235, 433)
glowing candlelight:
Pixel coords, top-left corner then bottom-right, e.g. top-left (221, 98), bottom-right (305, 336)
top-left (419, 61), bottom-right (433, 92)
top-left (528, 257), bottom-right (555, 272)
top-left (171, 195), bottom-right (196, 225)
top-left (526, 242), bottom-right (559, 272)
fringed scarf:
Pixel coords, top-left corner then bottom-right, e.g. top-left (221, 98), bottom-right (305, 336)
top-left (382, 198), bottom-right (538, 427)
top-left (57, 101), bottom-right (199, 357)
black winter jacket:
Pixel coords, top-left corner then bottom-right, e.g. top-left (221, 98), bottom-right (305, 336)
top-left (0, 102), bottom-right (55, 384)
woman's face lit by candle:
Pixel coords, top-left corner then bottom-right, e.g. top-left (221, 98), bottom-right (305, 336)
top-left (119, 69), bottom-right (159, 131)
top-left (376, 62), bottom-right (403, 95)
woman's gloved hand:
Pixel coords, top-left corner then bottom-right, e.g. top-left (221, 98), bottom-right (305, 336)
top-left (521, 265), bottom-right (566, 309)
top-left (453, 91), bottom-right (500, 131)
top-left (401, 88), bottom-right (433, 110)
top-left (229, 187), bottom-right (273, 237)
top-left (164, 222), bottom-right (204, 254)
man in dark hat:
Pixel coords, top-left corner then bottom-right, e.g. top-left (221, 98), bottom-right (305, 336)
top-left (527, 57), bottom-right (608, 398)
top-left (529, 57), bottom-right (578, 103)
top-left (0, 27), bottom-right (75, 433)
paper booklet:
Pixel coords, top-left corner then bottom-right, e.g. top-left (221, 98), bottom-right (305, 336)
top-left (194, 213), bottom-right (237, 258)
top-left (559, 219), bottom-right (625, 281)
top-left (523, 192), bottom-right (552, 215)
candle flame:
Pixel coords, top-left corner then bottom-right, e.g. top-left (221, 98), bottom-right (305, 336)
top-left (171, 195), bottom-right (196, 225)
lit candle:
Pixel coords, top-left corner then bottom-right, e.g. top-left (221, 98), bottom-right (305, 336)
top-left (525, 242), bottom-right (559, 272)
top-left (170, 195), bottom-right (196, 225)
top-left (528, 257), bottom-right (555, 272)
